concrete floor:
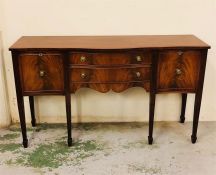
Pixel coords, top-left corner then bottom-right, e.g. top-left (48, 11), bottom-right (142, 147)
top-left (0, 122), bottom-right (216, 175)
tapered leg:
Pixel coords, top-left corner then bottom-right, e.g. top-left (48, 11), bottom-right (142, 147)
top-left (191, 50), bottom-right (208, 144)
top-left (148, 92), bottom-right (156, 145)
top-left (191, 92), bottom-right (203, 144)
top-left (17, 95), bottom-right (28, 148)
top-left (65, 94), bottom-right (72, 146)
top-left (148, 51), bottom-right (158, 145)
top-left (63, 53), bottom-right (72, 147)
top-left (12, 52), bottom-right (28, 148)
top-left (29, 96), bottom-right (36, 127)
top-left (180, 93), bottom-right (187, 123)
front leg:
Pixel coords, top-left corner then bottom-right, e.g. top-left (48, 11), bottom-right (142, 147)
top-left (17, 95), bottom-right (28, 148)
top-left (12, 52), bottom-right (28, 148)
top-left (148, 92), bottom-right (156, 144)
top-left (191, 50), bottom-right (207, 144)
top-left (65, 93), bottom-right (72, 146)
top-left (148, 51), bottom-right (158, 145)
top-left (191, 91), bottom-right (203, 143)
top-left (64, 53), bottom-right (72, 147)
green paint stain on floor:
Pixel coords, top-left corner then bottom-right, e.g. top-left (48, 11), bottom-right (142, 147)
top-left (8, 123), bottom-right (67, 133)
top-left (71, 140), bottom-right (104, 166)
top-left (1, 123), bottom-right (163, 173)
top-left (9, 126), bottom-right (34, 132)
top-left (5, 139), bottom-right (105, 169)
top-left (2, 124), bottom-right (106, 170)
top-left (0, 133), bottom-right (20, 141)
top-left (0, 143), bottom-right (21, 153)
top-left (21, 141), bottom-right (71, 168)
top-left (73, 140), bottom-right (102, 152)
top-left (35, 124), bottom-right (67, 132)
top-left (5, 159), bottom-right (13, 165)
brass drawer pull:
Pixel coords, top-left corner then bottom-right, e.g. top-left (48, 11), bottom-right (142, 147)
top-left (176, 68), bottom-right (182, 75)
top-left (80, 56), bottom-right (86, 62)
top-left (81, 72), bottom-right (86, 79)
top-left (39, 70), bottom-right (45, 77)
top-left (136, 55), bottom-right (142, 62)
top-left (136, 71), bottom-right (141, 78)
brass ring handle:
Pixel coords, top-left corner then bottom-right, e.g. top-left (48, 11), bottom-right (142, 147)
top-left (136, 71), bottom-right (141, 78)
top-left (81, 72), bottom-right (86, 79)
top-left (39, 53), bottom-right (43, 57)
top-left (136, 56), bottom-right (142, 62)
top-left (80, 56), bottom-right (86, 62)
top-left (39, 70), bottom-right (45, 77)
top-left (177, 51), bottom-right (184, 56)
top-left (176, 68), bottom-right (182, 75)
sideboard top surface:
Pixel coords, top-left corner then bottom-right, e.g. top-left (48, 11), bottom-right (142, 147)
top-left (9, 35), bottom-right (210, 51)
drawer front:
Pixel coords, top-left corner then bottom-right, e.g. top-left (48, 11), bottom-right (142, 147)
top-left (69, 52), bottom-right (151, 65)
top-left (157, 50), bottom-right (201, 92)
top-left (70, 67), bottom-right (150, 83)
top-left (19, 52), bottom-right (64, 93)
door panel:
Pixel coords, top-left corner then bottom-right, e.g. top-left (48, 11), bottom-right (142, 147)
top-left (157, 50), bottom-right (201, 92)
top-left (19, 53), bottom-right (64, 93)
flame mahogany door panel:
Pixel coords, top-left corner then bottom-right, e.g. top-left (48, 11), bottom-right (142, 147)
top-left (19, 52), bottom-right (64, 94)
top-left (157, 50), bottom-right (201, 93)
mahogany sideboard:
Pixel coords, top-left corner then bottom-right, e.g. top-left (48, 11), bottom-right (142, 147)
top-left (9, 35), bottom-right (210, 148)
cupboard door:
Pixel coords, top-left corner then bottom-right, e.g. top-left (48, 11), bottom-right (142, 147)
top-left (19, 52), bottom-right (64, 93)
top-left (157, 50), bottom-right (201, 92)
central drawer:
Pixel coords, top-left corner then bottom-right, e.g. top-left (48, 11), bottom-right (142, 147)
top-left (70, 67), bottom-right (150, 83)
top-left (69, 52), bottom-right (151, 65)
